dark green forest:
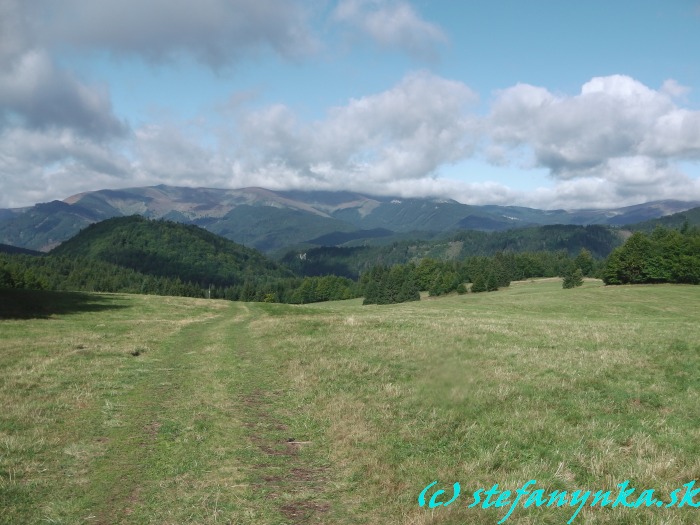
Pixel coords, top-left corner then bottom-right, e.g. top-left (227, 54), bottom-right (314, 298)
top-left (1, 217), bottom-right (359, 304)
top-left (0, 253), bottom-right (204, 297)
top-left (2, 216), bottom-right (698, 306)
top-left (602, 225), bottom-right (700, 284)
top-left (626, 207), bottom-right (700, 233)
top-left (281, 224), bottom-right (621, 279)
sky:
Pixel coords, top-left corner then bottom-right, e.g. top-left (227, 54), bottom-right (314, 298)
top-left (2, 0), bottom-right (700, 209)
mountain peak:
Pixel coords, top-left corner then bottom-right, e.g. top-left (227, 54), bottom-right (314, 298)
top-left (1, 185), bottom-right (699, 253)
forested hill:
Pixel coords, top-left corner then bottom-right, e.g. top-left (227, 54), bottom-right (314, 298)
top-left (51, 216), bottom-right (293, 287)
top-left (0, 243), bottom-right (42, 256)
top-left (1, 216), bottom-right (358, 303)
top-left (282, 224), bottom-right (624, 279)
top-left (627, 206), bottom-right (700, 232)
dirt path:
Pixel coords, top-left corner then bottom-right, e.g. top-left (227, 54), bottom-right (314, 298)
top-left (84, 301), bottom-right (330, 524)
top-left (231, 303), bottom-right (332, 524)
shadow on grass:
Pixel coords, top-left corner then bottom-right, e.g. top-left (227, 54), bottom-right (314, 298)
top-left (0, 288), bottom-right (130, 320)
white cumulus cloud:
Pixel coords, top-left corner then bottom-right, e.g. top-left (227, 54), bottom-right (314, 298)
top-left (333, 0), bottom-right (447, 61)
top-left (235, 71), bottom-right (478, 192)
top-left (489, 74), bottom-right (700, 178)
top-left (483, 74), bottom-right (700, 207)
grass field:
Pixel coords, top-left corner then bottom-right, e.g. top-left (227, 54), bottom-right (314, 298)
top-left (1, 280), bottom-right (699, 524)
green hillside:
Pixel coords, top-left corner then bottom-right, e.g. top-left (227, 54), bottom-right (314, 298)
top-left (1, 216), bottom-right (360, 304)
top-left (282, 224), bottom-right (623, 278)
top-left (332, 198), bottom-right (479, 232)
top-left (427, 224), bottom-right (623, 259)
top-left (51, 215), bottom-right (293, 287)
top-left (627, 206), bottom-right (700, 232)
top-left (0, 243), bottom-right (43, 256)
top-left (0, 252), bottom-right (204, 297)
top-left (203, 205), bottom-right (357, 252)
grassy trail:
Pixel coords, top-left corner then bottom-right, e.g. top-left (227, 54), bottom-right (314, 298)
top-left (1, 294), bottom-right (330, 524)
top-left (84, 302), bottom-right (249, 523)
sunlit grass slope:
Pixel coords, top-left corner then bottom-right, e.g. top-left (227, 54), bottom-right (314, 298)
top-left (1, 280), bottom-right (699, 524)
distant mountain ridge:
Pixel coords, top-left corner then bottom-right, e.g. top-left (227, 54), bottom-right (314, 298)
top-left (1, 184), bottom-right (698, 252)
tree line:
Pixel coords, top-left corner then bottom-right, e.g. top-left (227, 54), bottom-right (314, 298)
top-left (0, 253), bottom-right (360, 304)
top-left (4, 219), bottom-right (696, 306)
top-left (1, 248), bottom-right (596, 305)
top-left (359, 248), bottom-right (599, 303)
top-left (602, 225), bottom-right (700, 285)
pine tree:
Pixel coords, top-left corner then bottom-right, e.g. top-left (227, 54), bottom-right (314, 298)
top-left (0, 266), bottom-right (14, 288)
top-left (470, 274), bottom-right (487, 293)
top-left (562, 267), bottom-right (584, 289)
top-left (574, 248), bottom-right (595, 277)
top-left (486, 272), bottom-right (499, 292)
top-left (398, 273), bottom-right (420, 302)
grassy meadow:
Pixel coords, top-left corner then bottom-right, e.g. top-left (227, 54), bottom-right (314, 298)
top-left (1, 280), bottom-right (699, 524)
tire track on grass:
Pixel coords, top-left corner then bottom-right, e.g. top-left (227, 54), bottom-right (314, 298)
top-left (87, 302), bottom-right (250, 524)
top-left (86, 300), bottom-right (331, 524)
top-left (231, 303), bottom-right (332, 524)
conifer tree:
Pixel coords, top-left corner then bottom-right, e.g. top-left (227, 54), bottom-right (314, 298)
top-left (470, 274), bottom-right (487, 293)
top-left (562, 267), bottom-right (584, 288)
top-left (486, 272), bottom-right (499, 292)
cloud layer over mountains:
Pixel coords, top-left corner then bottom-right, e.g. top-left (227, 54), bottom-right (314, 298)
top-left (1, 0), bottom-right (699, 209)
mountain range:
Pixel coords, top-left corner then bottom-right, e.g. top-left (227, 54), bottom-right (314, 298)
top-left (1, 184), bottom-right (699, 253)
